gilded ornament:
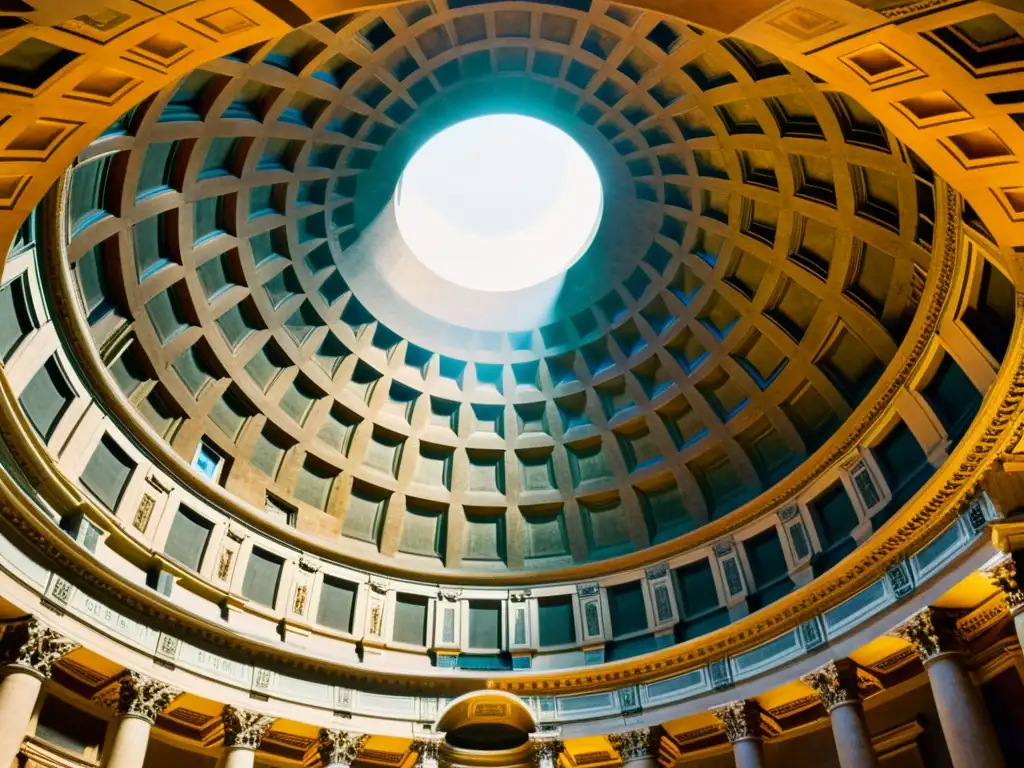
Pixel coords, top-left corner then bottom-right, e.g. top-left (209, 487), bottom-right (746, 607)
top-left (133, 493), bottom-right (155, 533)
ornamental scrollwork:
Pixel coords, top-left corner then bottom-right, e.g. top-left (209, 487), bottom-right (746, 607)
top-left (799, 659), bottom-right (881, 712)
top-left (984, 558), bottom-right (1024, 612)
top-left (112, 670), bottom-right (181, 722)
top-left (608, 728), bottom-right (651, 759)
top-left (888, 607), bottom-right (963, 662)
top-left (0, 618), bottom-right (77, 679)
top-left (318, 728), bottom-right (366, 767)
top-left (221, 704), bottom-right (274, 749)
top-left (709, 699), bottom-right (779, 743)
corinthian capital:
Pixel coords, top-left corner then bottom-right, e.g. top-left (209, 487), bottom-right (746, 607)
top-left (984, 558), bottom-right (1024, 613)
top-left (114, 670), bottom-right (181, 722)
top-left (412, 733), bottom-right (443, 768)
top-left (529, 731), bottom-right (563, 768)
top-left (0, 618), bottom-right (77, 679)
top-left (709, 700), bottom-right (779, 743)
top-left (888, 607), bottom-right (962, 662)
top-left (800, 659), bottom-right (881, 712)
top-left (221, 705), bottom-right (274, 749)
top-left (608, 728), bottom-right (651, 759)
top-left (319, 729), bottom-right (366, 767)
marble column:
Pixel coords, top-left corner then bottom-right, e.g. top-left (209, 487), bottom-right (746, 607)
top-left (609, 728), bottom-right (657, 767)
top-left (710, 699), bottom-right (778, 768)
top-left (218, 705), bottom-right (275, 768)
top-left (528, 731), bottom-right (563, 768)
top-left (890, 607), bottom-right (1004, 768)
top-left (801, 659), bottom-right (881, 768)
top-left (101, 670), bottom-right (181, 768)
top-left (319, 728), bottom-right (366, 768)
top-left (984, 556), bottom-right (1024, 650)
top-left (0, 619), bottom-right (77, 768)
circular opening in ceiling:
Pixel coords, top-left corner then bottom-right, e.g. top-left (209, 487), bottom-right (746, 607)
top-left (394, 114), bottom-right (603, 293)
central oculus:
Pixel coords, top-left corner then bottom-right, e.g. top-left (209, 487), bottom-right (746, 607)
top-left (395, 114), bottom-right (603, 292)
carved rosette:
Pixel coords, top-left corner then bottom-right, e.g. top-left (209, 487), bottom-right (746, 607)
top-left (888, 607), bottom-right (963, 662)
top-left (984, 559), bottom-right (1024, 613)
top-left (709, 700), bottom-right (778, 743)
top-left (221, 705), bottom-right (274, 749)
top-left (609, 728), bottom-right (651, 760)
top-left (800, 659), bottom-right (881, 713)
top-left (530, 732), bottom-right (563, 768)
top-left (115, 670), bottom-right (181, 722)
top-left (412, 733), bottom-right (443, 768)
top-left (318, 728), bottom-right (366, 767)
top-left (0, 618), bottom-right (77, 679)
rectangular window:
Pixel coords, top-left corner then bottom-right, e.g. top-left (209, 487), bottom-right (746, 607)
top-left (80, 435), bottom-right (135, 510)
top-left (0, 273), bottom-right (35, 362)
top-left (19, 357), bottom-right (73, 441)
top-left (607, 581), bottom-right (648, 637)
top-left (538, 595), bottom-right (576, 647)
top-left (241, 547), bottom-right (283, 608)
top-left (192, 440), bottom-right (225, 483)
top-left (317, 576), bottom-right (357, 632)
top-left (163, 506), bottom-right (212, 572)
top-left (468, 600), bottom-right (501, 649)
top-left (33, 695), bottom-right (105, 757)
top-left (392, 594), bottom-right (428, 645)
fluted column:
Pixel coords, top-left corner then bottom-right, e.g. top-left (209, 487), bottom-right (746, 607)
top-left (529, 731), bottom-right (563, 768)
top-left (101, 671), bottom-right (181, 768)
top-left (0, 619), bottom-right (77, 768)
top-left (984, 556), bottom-right (1024, 650)
top-left (609, 728), bottom-right (657, 767)
top-left (218, 705), bottom-right (274, 768)
top-left (890, 607), bottom-right (1004, 768)
top-left (412, 733), bottom-right (444, 768)
top-left (801, 659), bottom-right (881, 768)
top-left (319, 729), bottom-right (366, 768)
top-left (710, 699), bottom-right (778, 768)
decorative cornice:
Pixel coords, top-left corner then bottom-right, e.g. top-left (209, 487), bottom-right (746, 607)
top-left (112, 670), bottom-right (181, 723)
top-left (608, 728), bottom-right (651, 759)
top-left (318, 728), bottom-right (366, 767)
top-left (709, 700), bottom-right (779, 743)
top-left (221, 705), bottom-right (274, 749)
top-left (983, 559), bottom-right (1024, 613)
top-left (0, 618), bottom-right (77, 679)
top-left (888, 607), bottom-right (964, 662)
top-left (800, 659), bottom-right (881, 712)
top-left (5, 178), bottom-right (1001, 700)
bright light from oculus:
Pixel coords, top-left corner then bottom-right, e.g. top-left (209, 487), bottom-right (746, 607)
top-left (395, 114), bottom-right (603, 292)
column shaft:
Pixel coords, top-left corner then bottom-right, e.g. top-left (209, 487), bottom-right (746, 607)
top-left (1012, 609), bottom-right (1024, 652)
top-left (0, 668), bottom-right (43, 768)
top-left (926, 654), bottom-right (1004, 768)
top-left (732, 737), bottom-right (765, 768)
top-left (218, 746), bottom-right (257, 768)
top-left (102, 715), bottom-right (153, 768)
top-left (829, 701), bottom-right (878, 768)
